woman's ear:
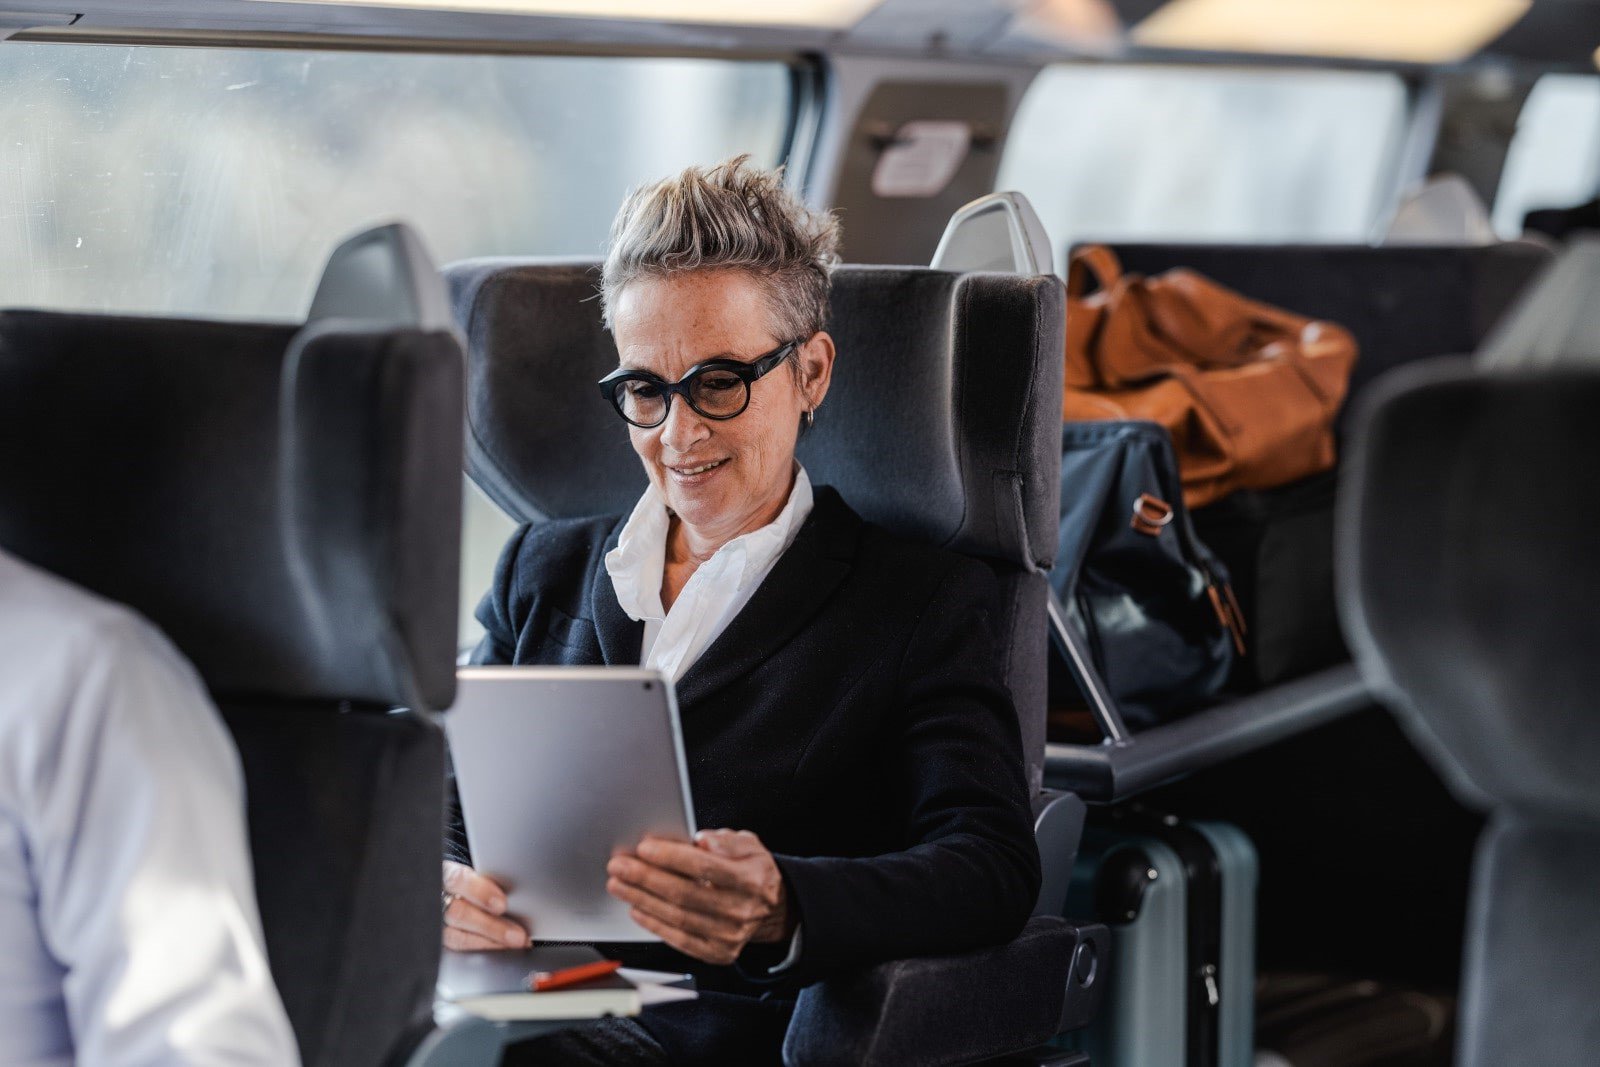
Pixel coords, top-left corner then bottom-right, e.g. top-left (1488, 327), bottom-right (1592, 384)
top-left (797, 331), bottom-right (836, 409)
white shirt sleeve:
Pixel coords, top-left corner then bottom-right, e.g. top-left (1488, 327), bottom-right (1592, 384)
top-left (23, 616), bottom-right (300, 1067)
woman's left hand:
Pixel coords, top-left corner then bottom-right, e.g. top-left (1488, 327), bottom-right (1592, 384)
top-left (606, 828), bottom-right (792, 965)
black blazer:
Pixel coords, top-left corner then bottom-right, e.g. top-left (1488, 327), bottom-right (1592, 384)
top-left (461, 487), bottom-right (1040, 1059)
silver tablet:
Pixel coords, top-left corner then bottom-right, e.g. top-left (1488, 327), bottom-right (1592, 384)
top-left (446, 666), bottom-right (697, 942)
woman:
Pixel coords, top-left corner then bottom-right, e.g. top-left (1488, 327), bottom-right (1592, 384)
top-left (443, 156), bottom-right (1039, 1064)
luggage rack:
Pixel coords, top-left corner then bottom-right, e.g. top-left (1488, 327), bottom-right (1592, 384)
top-left (1044, 594), bottom-right (1370, 803)
top-left (1039, 239), bottom-right (1558, 805)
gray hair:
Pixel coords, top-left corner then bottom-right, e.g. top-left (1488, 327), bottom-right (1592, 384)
top-left (599, 155), bottom-right (841, 341)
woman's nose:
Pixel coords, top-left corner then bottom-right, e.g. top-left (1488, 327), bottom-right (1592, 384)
top-left (658, 395), bottom-right (710, 453)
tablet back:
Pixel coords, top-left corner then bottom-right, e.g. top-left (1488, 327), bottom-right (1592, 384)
top-left (447, 666), bottom-right (696, 942)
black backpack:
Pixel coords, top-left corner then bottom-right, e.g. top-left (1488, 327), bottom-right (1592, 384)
top-left (1050, 420), bottom-right (1244, 732)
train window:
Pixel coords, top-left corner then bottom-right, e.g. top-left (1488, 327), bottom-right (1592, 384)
top-left (0, 43), bottom-right (793, 319)
top-left (0, 42), bottom-right (793, 649)
top-left (1492, 74), bottom-right (1600, 237)
top-left (997, 64), bottom-right (1406, 248)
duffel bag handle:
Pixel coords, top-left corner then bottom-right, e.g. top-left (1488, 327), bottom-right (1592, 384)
top-left (1067, 245), bottom-right (1124, 298)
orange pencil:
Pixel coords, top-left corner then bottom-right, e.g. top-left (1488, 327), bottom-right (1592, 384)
top-left (528, 958), bottom-right (624, 992)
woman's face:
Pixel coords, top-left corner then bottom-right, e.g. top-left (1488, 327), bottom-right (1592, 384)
top-left (610, 270), bottom-right (834, 550)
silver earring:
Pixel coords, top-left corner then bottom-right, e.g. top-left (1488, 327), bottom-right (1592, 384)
top-left (804, 408), bottom-right (815, 429)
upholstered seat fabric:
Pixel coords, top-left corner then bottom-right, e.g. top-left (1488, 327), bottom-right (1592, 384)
top-left (0, 308), bottom-right (464, 1067)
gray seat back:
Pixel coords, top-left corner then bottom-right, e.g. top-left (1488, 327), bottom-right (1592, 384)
top-left (446, 258), bottom-right (1064, 793)
top-left (1340, 358), bottom-right (1600, 1067)
top-left (0, 229), bottom-right (464, 1067)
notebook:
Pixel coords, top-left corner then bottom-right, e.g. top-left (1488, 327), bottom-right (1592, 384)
top-left (438, 946), bottom-right (641, 1021)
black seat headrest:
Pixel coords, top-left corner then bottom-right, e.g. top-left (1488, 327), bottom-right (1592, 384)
top-left (1340, 358), bottom-right (1600, 820)
top-left (446, 258), bottom-right (1064, 571)
top-left (0, 310), bottom-right (463, 709)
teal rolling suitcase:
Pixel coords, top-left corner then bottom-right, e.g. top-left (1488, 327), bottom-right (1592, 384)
top-left (1059, 814), bottom-right (1258, 1067)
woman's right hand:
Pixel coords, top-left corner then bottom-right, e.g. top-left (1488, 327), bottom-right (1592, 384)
top-left (442, 860), bottom-right (531, 950)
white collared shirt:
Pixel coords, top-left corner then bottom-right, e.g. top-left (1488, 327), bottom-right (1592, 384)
top-left (0, 550), bottom-right (299, 1067)
top-left (606, 466), bottom-right (815, 684)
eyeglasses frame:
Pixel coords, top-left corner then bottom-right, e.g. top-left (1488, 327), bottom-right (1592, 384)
top-left (597, 338), bottom-right (803, 428)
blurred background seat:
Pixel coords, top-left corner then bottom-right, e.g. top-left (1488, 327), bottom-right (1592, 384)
top-left (0, 223), bottom-right (465, 1067)
top-left (1341, 355), bottom-right (1600, 1067)
top-left (1379, 174), bottom-right (1497, 246)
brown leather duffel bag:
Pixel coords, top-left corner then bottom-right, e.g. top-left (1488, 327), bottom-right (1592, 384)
top-left (1063, 245), bottom-right (1358, 509)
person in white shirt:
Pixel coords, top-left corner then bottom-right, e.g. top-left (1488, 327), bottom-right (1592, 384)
top-left (0, 548), bottom-right (300, 1067)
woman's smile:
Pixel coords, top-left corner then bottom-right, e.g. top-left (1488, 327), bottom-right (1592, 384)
top-left (666, 456), bottom-right (730, 481)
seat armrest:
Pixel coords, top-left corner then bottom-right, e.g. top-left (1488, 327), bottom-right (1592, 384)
top-left (781, 917), bottom-right (1109, 1067)
top-left (1033, 789), bottom-right (1087, 918)
top-left (1044, 663), bottom-right (1369, 801)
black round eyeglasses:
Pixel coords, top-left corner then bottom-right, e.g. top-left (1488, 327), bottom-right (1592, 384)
top-left (597, 339), bottom-right (801, 429)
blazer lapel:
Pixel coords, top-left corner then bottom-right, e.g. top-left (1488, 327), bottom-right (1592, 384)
top-left (590, 519), bottom-right (644, 665)
top-left (673, 488), bottom-right (860, 709)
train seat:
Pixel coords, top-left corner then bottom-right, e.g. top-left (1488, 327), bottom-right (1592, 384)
top-left (444, 255), bottom-right (1107, 1066)
top-left (1341, 356), bottom-right (1600, 1067)
top-left (0, 224), bottom-right (465, 1067)
top-left (449, 259), bottom-right (1066, 789)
